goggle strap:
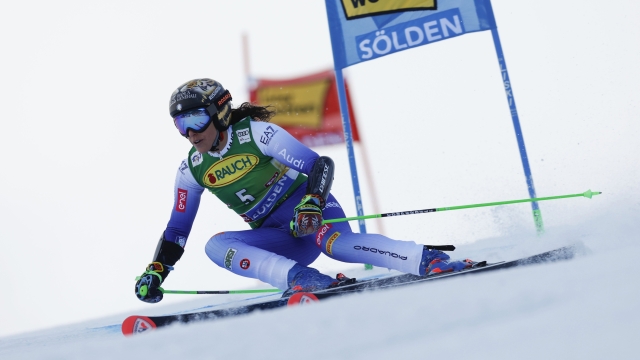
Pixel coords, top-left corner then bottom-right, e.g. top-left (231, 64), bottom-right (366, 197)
top-left (211, 89), bottom-right (232, 111)
top-left (206, 102), bottom-right (218, 117)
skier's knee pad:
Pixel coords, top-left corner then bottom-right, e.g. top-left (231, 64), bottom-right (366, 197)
top-left (204, 232), bottom-right (242, 267)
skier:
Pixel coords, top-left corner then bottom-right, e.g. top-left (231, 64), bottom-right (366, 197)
top-left (135, 78), bottom-right (474, 303)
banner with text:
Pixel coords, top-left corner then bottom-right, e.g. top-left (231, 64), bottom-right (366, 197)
top-left (249, 70), bottom-right (360, 147)
top-left (325, 0), bottom-right (496, 69)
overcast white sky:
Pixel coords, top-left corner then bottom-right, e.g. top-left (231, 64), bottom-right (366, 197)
top-left (1, 0), bottom-right (638, 337)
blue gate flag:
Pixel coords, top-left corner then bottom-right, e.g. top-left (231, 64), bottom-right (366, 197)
top-left (325, 0), bottom-right (497, 69)
top-left (324, 0), bottom-right (545, 234)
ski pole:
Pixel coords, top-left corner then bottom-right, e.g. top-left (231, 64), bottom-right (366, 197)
top-left (323, 189), bottom-right (602, 224)
top-left (159, 288), bottom-right (281, 295)
top-left (159, 244), bottom-right (456, 296)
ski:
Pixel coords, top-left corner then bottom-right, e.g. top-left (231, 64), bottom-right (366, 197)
top-left (315, 244), bottom-right (575, 296)
top-left (122, 244), bottom-right (576, 336)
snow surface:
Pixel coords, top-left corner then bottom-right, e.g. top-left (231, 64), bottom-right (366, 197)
top-left (2, 203), bottom-right (639, 359)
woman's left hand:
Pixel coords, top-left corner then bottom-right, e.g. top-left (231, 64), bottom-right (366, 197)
top-left (290, 194), bottom-right (324, 237)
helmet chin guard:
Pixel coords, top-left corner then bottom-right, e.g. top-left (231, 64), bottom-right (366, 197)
top-left (169, 78), bottom-right (233, 131)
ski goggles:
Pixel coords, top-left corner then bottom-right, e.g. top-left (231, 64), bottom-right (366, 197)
top-left (173, 107), bottom-right (215, 137)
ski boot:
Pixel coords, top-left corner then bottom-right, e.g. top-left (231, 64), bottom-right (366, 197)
top-left (283, 264), bottom-right (354, 297)
top-left (419, 247), bottom-right (475, 276)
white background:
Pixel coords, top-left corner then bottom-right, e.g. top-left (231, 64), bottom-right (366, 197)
top-left (1, 0), bottom-right (638, 339)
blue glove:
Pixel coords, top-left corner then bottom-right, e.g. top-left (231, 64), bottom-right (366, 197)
top-left (290, 194), bottom-right (324, 237)
top-left (135, 262), bottom-right (170, 303)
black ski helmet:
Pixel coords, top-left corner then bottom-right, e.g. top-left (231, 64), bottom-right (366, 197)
top-left (169, 78), bottom-right (233, 131)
